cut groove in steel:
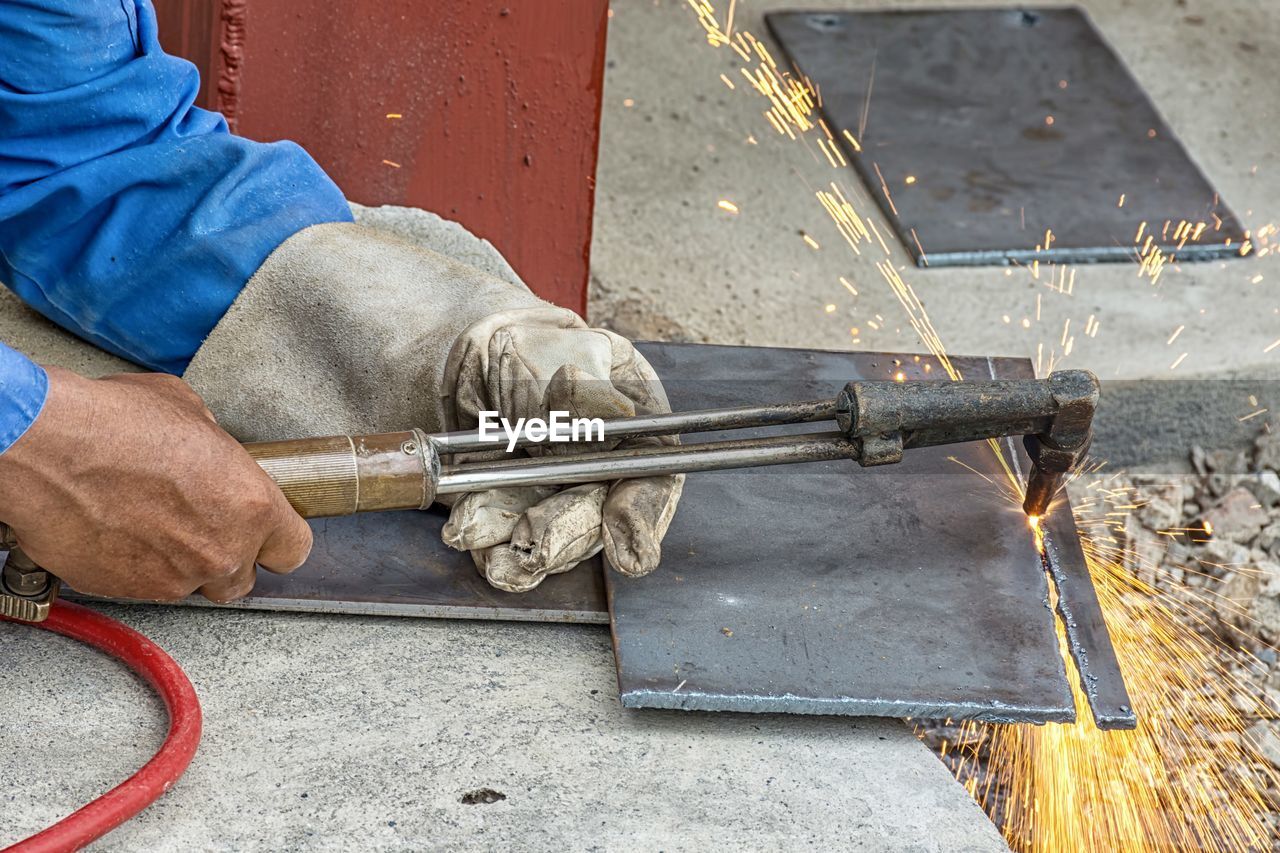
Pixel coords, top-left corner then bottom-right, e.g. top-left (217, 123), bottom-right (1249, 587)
top-left (985, 359), bottom-right (1137, 730)
top-left (1042, 510), bottom-right (1138, 729)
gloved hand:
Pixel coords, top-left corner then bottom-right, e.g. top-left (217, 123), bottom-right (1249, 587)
top-left (183, 204), bottom-right (683, 592)
top-left (440, 309), bottom-right (682, 590)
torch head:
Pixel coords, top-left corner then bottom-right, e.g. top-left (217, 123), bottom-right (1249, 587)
top-left (1021, 465), bottom-right (1060, 520)
top-left (827, 368), bottom-right (1101, 519)
top-left (1019, 370), bottom-right (1099, 518)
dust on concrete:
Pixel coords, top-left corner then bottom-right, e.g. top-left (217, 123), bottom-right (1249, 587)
top-left (589, 275), bottom-right (701, 343)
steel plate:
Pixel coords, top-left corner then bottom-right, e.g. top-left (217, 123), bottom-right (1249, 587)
top-left (765, 8), bottom-right (1247, 266)
top-left (607, 343), bottom-right (1133, 728)
top-left (66, 505), bottom-right (610, 624)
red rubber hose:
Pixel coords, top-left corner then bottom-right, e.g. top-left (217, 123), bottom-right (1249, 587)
top-left (2, 600), bottom-right (202, 853)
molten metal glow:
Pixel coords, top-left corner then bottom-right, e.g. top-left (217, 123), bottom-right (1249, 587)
top-left (1027, 514), bottom-right (1045, 555)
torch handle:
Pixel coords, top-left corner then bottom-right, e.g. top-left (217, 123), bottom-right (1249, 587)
top-left (243, 429), bottom-right (439, 519)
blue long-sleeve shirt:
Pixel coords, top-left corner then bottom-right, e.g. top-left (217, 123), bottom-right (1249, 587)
top-left (0, 0), bottom-right (352, 453)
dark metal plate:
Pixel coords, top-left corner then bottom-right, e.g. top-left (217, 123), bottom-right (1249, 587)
top-left (67, 505), bottom-right (610, 624)
top-left (765, 8), bottom-right (1247, 266)
top-left (607, 343), bottom-right (1132, 727)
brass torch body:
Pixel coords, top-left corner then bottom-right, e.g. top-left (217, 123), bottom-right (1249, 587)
top-left (243, 429), bottom-right (439, 518)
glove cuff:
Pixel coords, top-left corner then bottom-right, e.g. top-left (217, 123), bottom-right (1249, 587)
top-left (183, 221), bottom-right (549, 441)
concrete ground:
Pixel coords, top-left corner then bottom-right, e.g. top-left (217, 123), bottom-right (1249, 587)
top-left (2, 604), bottom-right (1005, 851)
top-left (2, 0), bottom-right (1277, 849)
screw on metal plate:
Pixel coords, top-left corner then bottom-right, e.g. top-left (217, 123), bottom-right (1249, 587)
top-left (401, 440), bottom-right (419, 455)
top-left (806, 14), bottom-right (845, 33)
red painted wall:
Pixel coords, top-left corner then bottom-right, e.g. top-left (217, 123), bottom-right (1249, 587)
top-left (157, 1), bottom-right (607, 314)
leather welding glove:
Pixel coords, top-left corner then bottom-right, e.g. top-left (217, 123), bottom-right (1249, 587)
top-left (439, 307), bottom-right (683, 590)
top-left (183, 204), bottom-right (683, 593)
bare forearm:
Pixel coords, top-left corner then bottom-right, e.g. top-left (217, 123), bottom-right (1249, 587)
top-left (0, 367), bottom-right (312, 602)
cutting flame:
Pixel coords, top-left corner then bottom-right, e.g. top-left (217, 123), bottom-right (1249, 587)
top-left (1027, 514), bottom-right (1046, 556)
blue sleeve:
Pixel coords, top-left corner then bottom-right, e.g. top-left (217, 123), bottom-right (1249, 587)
top-left (0, 0), bottom-right (353, 375)
top-left (0, 342), bottom-right (48, 454)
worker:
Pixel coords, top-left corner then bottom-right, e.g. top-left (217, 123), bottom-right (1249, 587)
top-left (0, 0), bottom-right (683, 603)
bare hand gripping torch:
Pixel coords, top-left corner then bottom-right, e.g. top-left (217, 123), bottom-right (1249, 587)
top-left (0, 369), bottom-right (1098, 623)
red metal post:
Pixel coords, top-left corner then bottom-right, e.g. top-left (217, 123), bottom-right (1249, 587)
top-left (156, 1), bottom-right (607, 315)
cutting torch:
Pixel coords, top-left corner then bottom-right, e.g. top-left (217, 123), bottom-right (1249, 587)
top-left (0, 369), bottom-right (1098, 622)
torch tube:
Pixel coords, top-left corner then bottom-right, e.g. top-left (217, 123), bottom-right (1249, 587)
top-left (436, 432), bottom-right (859, 494)
top-left (428, 400), bottom-right (839, 454)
